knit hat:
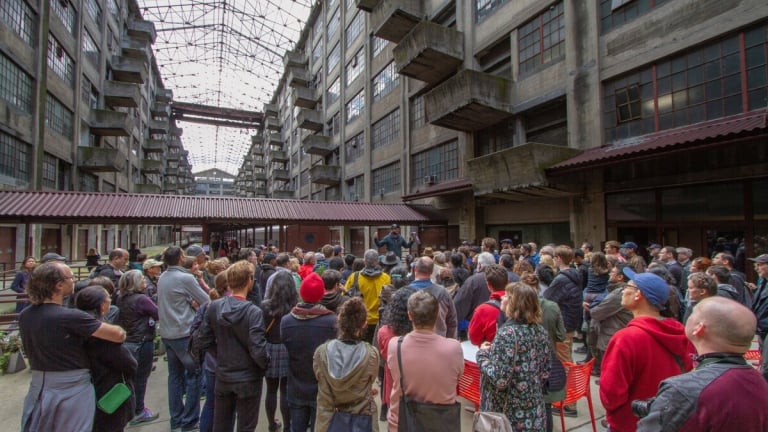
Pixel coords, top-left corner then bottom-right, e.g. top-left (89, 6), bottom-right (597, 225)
top-left (623, 268), bottom-right (669, 311)
top-left (300, 273), bottom-right (325, 304)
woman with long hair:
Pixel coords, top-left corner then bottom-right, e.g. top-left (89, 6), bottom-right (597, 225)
top-left (477, 282), bottom-right (552, 431)
top-left (582, 252), bottom-right (612, 363)
top-left (10, 256), bottom-right (35, 313)
top-left (260, 270), bottom-right (300, 432)
top-left (314, 297), bottom-right (379, 431)
top-left (75, 286), bottom-right (137, 432)
top-left (116, 269), bottom-right (160, 426)
top-left (376, 287), bottom-right (415, 422)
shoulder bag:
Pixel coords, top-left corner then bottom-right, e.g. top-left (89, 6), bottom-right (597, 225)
top-left (396, 336), bottom-right (461, 432)
top-left (97, 376), bottom-right (132, 414)
top-left (347, 271), bottom-right (362, 298)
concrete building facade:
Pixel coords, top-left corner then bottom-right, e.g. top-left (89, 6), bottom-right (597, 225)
top-left (232, 0), bottom-right (768, 263)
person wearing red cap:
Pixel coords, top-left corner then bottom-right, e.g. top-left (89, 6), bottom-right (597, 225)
top-left (281, 272), bottom-right (338, 432)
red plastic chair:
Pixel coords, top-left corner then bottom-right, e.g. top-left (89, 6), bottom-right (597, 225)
top-left (551, 359), bottom-right (597, 432)
top-left (457, 360), bottom-right (481, 410)
top-left (744, 349), bottom-right (762, 368)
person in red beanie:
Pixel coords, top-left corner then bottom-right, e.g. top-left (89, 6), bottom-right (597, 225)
top-left (281, 272), bottom-right (338, 432)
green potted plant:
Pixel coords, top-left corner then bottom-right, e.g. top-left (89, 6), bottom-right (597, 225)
top-left (0, 331), bottom-right (26, 374)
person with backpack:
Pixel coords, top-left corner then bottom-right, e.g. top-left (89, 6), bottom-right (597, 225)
top-left (343, 249), bottom-right (391, 344)
top-left (92, 248), bottom-right (129, 286)
top-left (468, 264), bottom-right (508, 346)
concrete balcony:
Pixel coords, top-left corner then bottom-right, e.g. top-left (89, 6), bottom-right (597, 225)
top-left (268, 133), bottom-right (282, 146)
top-left (253, 187), bottom-right (267, 196)
top-left (127, 19), bottom-right (157, 43)
top-left (302, 134), bottom-right (334, 156)
top-left (142, 159), bottom-right (164, 175)
top-left (170, 125), bottom-right (183, 136)
top-left (269, 150), bottom-right (289, 162)
top-left (103, 80), bottom-right (141, 108)
top-left (143, 139), bottom-right (166, 153)
top-left (111, 55), bottom-right (148, 84)
top-left (310, 164), bottom-right (341, 185)
top-left (265, 117), bottom-right (281, 131)
top-left (394, 21), bottom-right (463, 85)
top-left (120, 38), bottom-right (150, 63)
top-left (287, 67), bottom-right (309, 88)
top-left (166, 167), bottom-right (179, 177)
top-left (371, 0), bottom-right (423, 43)
top-left (284, 50), bottom-right (307, 68)
top-left (264, 104), bottom-right (278, 117)
top-left (167, 138), bottom-right (181, 149)
top-left (166, 152), bottom-right (180, 161)
top-left (292, 86), bottom-right (318, 109)
top-left (135, 183), bottom-right (162, 194)
top-left (253, 171), bottom-right (268, 181)
top-left (272, 169), bottom-right (290, 181)
top-left (148, 118), bottom-right (169, 135)
top-left (356, 0), bottom-right (381, 12)
top-left (467, 143), bottom-right (581, 198)
top-left (151, 102), bottom-right (170, 118)
top-left (89, 110), bottom-right (133, 136)
top-left (272, 189), bottom-right (295, 199)
top-left (425, 69), bottom-right (512, 132)
top-left (296, 109), bottom-right (323, 132)
top-left (77, 147), bottom-right (126, 172)
top-left (252, 157), bottom-right (265, 168)
top-left (156, 89), bottom-right (173, 103)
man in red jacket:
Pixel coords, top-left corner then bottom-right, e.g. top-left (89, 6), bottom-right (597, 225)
top-left (600, 268), bottom-right (695, 432)
top-left (468, 264), bottom-right (508, 345)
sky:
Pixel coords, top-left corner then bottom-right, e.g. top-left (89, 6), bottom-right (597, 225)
top-left (140, 0), bottom-right (314, 175)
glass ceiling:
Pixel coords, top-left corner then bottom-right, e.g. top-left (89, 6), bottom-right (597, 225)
top-left (140, 0), bottom-right (313, 175)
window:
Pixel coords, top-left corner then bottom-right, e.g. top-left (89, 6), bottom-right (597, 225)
top-left (326, 112), bottom-right (341, 136)
top-left (476, 0), bottom-right (509, 23)
top-left (745, 25), bottom-right (768, 111)
top-left (80, 173), bottom-right (98, 192)
top-left (45, 93), bottom-right (74, 139)
top-left (600, 0), bottom-right (670, 34)
top-left (0, 0), bottom-right (36, 45)
top-left (326, 77), bottom-right (340, 105)
top-left (411, 140), bottom-right (459, 187)
top-left (615, 84), bottom-right (642, 123)
top-left (312, 40), bottom-right (323, 65)
top-left (345, 132), bottom-right (365, 163)
top-left (0, 53), bottom-right (33, 113)
top-left (47, 34), bottom-right (75, 87)
top-left (372, 61), bottom-right (400, 102)
top-left (42, 153), bottom-right (57, 189)
top-left (372, 109), bottom-right (400, 150)
top-left (108, 0), bottom-right (120, 17)
top-left (345, 90), bottom-right (364, 124)
top-left (345, 48), bottom-right (364, 87)
top-left (83, 30), bottom-right (100, 68)
top-left (346, 0), bottom-right (356, 10)
top-left (84, 0), bottom-right (102, 25)
top-left (345, 13), bottom-right (363, 48)
top-left (410, 95), bottom-right (425, 129)
top-left (50, 0), bottom-right (77, 35)
top-left (518, 2), bottom-right (565, 76)
top-left (372, 162), bottom-right (401, 195)
top-left (371, 35), bottom-right (388, 59)
top-left (327, 42), bottom-right (340, 74)
top-left (300, 169), bottom-right (309, 187)
top-left (476, 121), bottom-right (514, 156)
top-left (327, 8), bottom-right (340, 41)
top-left (312, 13), bottom-right (323, 44)
top-left (477, 37), bottom-right (511, 78)
top-left (0, 131), bottom-right (31, 182)
top-left (346, 175), bottom-right (364, 201)
top-left (81, 76), bottom-right (99, 109)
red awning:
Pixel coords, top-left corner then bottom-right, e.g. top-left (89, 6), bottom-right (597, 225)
top-left (548, 109), bottom-right (767, 174)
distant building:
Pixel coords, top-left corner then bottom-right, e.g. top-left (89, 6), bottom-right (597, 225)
top-left (194, 169), bottom-right (236, 196)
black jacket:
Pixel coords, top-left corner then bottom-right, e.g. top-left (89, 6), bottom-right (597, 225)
top-left (194, 296), bottom-right (269, 383)
top-left (543, 268), bottom-right (583, 332)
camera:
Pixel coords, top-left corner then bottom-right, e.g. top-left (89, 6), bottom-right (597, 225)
top-left (631, 398), bottom-right (655, 418)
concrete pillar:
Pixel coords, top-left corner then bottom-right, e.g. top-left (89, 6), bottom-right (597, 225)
top-left (569, 170), bottom-right (606, 246)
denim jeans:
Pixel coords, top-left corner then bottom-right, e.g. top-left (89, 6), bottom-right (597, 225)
top-left (163, 337), bottom-right (202, 430)
top-left (288, 399), bottom-right (315, 432)
top-left (124, 339), bottom-right (155, 415)
top-left (199, 368), bottom-right (217, 432)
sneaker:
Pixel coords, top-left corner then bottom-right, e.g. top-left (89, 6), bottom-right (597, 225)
top-left (181, 425), bottom-right (200, 432)
top-left (129, 408), bottom-right (160, 425)
top-left (552, 406), bottom-right (578, 418)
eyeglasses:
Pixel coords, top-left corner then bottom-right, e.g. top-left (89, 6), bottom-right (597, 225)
top-left (624, 282), bottom-right (639, 292)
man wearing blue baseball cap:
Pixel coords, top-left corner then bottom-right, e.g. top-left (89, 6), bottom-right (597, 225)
top-left (599, 268), bottom-right (695, 432)
top-left (621, 242), bottom-right (646, 273)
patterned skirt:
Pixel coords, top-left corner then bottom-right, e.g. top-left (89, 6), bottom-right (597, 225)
top-left (265, 342), bottom-right (289, 379)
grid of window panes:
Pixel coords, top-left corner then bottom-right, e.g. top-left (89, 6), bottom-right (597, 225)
top-left (50, 0), bottom-right (77, 35)
top-left (80, 173), bottom-right (98, 192)
top-left (345, 49), bottom-right (364, 87)
top-left (410, 95), bottom-right (425, 129)
top-left (345, 13), bottom-right (363, 48)
top-left (372, 109), bottom-right (400, 150)
top-left (84, 0), bottom-right (101, 25)
top-left (475, 121), bottom-right (514, 156)
top-left (600, 0), bottom-right (670, 34)
top-left (348, 175), bottom-right (364, 201)
top-left (327, 8), bottom-right (340, 41)
top-left (411, 140), bottom-right (459, 187)
top-left (326, 112), bottom-right (341, 136)
top-left (108, 0), bottom-right (119, 17)
top-left (372, 161), bottom-right (400, 195)
top-left (0, 0), bottom-right (36, 45)
top-left (345, 132), bottom-right (364, 162)
top-left (83, 30), bottom-right (100, 68)
top-left (300, 169), bottom-right (309, 187)
top-left (45, 93), bottom-right (74, 139)
top-left (42, 153), bottom-right (57, 189)
top-left (372, 62), bottom-right (400, 103)
top-left (518, 2), bottom-right (565, 76)
top-left (313, 12), bottom-right (323, 42)
top-left (475, 0), bottom-right (509, 23)
top-left (47, 34), bottom-right (75, 86)
top-left (0, 53), bottom-right (33, 113)
top-left (312, 40), bottom-right (323, 65)
top-left (371, 35), bottom-right (388, 59)
top-left (326, 77), bottom-right (340, 105)
top-left (0, 131), bottom-right (31, 181)
top-left (603, 24), bottom-right (768, 143)
top-left (345, 90), bottom-right (364, 124)
top-left (327, 43), bottom-right (340, 74)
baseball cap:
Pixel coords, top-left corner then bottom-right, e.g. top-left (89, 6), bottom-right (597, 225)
top-left (623, 268), bottom-right (669, 311)
top-left (143, 258), bottom-right (163, 270)
top-left (391, 224), bottom-right (399, 229)
top-left (647, 243), bottom-right (662, 250)
top-left (621, 242), bottom-right (638, 250)
top-left (41, 252), bottom-right (67, 263)
top-left (185, 245), bottom-right (205, 257)
top-left (749, 254), bottom-right (768, 264)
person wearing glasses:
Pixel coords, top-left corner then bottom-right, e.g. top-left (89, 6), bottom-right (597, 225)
top-left (19, 262), bottom-right (127, 432)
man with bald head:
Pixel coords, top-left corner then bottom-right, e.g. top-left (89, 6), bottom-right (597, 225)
top-left (637, 298), bottom-right (768, 431)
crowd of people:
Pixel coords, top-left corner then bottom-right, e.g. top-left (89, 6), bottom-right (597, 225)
top-left (10, 231), bottom-right (768, 432)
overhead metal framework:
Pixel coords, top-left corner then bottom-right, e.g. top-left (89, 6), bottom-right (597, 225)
top-left (140, 0), bottom-right (312, 174)
top-left (171, 101), bottom-right (264, 129)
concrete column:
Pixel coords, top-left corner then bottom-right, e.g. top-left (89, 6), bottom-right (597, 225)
top-left (569, 170), bottom-right (606, 246)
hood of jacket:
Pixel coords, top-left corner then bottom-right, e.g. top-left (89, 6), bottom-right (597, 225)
top-left (290, 303), bottom-right (335, 320)
top-left (324, 339), bottom-right (369, 383)
top-left (628, 316), bottom-right (693, 362)
top-left (360, 266), bottom-right (383, 277)
top-left (213, 296), bottom-right (255, 328)
top-left (321, 290), bottom-right (347, 310)
top-left (557, 267), bottom-right (582, 286)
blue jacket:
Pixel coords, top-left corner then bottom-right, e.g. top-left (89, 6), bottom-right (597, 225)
top-left (373, 233), bottom-right (412, 258)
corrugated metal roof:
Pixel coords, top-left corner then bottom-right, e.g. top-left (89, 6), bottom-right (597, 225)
top-left (0, 191), bottom-right (446, 226)
top-left (548, 109), bottom-right (767, 173)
